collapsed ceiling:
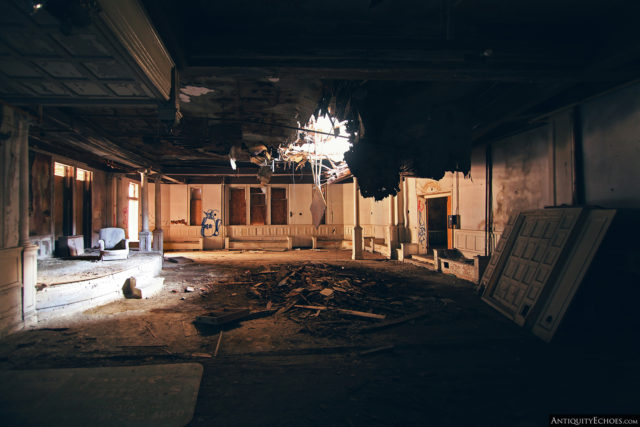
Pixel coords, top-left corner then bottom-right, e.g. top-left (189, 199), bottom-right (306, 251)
top-left (2, 0), bottom-right (640, 197)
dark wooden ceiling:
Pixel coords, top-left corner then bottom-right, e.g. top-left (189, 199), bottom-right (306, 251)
top-left (2, 0), bottom-right (640, 187)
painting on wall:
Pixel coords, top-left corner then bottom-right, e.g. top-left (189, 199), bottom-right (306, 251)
top-left (29, 152), bottom-right (52, 236)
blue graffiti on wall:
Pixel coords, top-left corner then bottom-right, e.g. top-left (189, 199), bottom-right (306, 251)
top-left (201, 209), bottom-right (222, 237)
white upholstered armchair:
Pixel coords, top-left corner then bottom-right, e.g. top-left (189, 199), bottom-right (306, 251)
top-left (98, 227), bottom-right (129, 261)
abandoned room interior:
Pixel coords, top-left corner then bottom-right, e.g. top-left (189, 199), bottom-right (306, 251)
top-left (1, 0), bottom-right (639, 425)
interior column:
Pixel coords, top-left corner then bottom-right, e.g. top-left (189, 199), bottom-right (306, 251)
top-left (387, 194), bottom-right (398, 259)
top-left (352, 177), bottom-right (363, 260)
top-left (18, 113), bottom-right (37, 326)
top-left (396, 177), bottom-right (405, 242)
top-left (152, 175), bottom-right (163, 252)
top-left (139, 171), bottom-right (152, 251)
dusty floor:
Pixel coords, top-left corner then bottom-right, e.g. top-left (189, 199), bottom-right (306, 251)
top-left (1, 249), bottom-right (639, 426)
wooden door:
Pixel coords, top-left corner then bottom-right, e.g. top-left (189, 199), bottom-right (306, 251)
top-left (229, 188), bottom-right (246, 225)
top-left (270, 188), bottom-right (287, 225)
top-left (250, 188), bottom-right (266, 225)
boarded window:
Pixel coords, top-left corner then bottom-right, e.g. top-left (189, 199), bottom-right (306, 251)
top-left (250, 187), bottom-right (266, 225)
top-left (229, 188), bottom-right (246, 225)
top-left (271, 187), bottom-right (287, 225)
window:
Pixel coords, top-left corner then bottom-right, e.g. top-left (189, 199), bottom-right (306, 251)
top-left (54, 162), bottom-right (69, 177)
top-left (270, 187), bottom-right (287, 225)
top-left (128, 181), bottom-right (139, 198)
top-left (76, 168), bottom-right (91, 182)
top-left (128, 182), bottom-right (139, 241)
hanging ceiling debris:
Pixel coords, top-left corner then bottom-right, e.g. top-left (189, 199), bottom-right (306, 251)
top-left (278, 113), bottom-right (352, 186)
top-left (4, 0), bottom-right (639, 189)
top-left (316, 81), bottom-right (473, 200)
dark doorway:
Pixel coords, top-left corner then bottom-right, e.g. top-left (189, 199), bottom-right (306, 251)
top-left (426, 196), bottom-right (449, 251)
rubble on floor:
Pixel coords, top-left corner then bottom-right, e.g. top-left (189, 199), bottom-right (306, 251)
top-left (194, 263), bottom-right (450, 338)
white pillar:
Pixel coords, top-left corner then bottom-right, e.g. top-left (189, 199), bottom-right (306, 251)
top-left (139, 171), bottom-right (152, 251)
top-left (396, 177), bottom-right (410, 244)
top-left (352, 178), bottom-right (363, 260)
top-left (396, 178), bottom-right (405, 242)
top-left (387, 194), bottom-right (398, 259)
top-left (152, 175), bottom-right (163, 252)
top-left (18, 114), bottom-right (37, 326)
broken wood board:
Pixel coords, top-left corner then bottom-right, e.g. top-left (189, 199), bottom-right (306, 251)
top-left (481, 207), bottom-right (616, 342)
top-left (531, 209), bottom-right (616, 342)
top-left (195, 309), bottom-right (251, 326)
top-left (166, 256), bottom-right (194, 264)
top-left (360, 310), bottom-right (429, 333)
top-left (182, 321), bottom-right (197, 337)
top-left (482, 208), bottom-right (585, 326)
top-left (294, 305), bottom-right (386, 320)
top-left (214, 331), bottom-right (223, 357)
top-left (358, 345), bottom-right (395, 357)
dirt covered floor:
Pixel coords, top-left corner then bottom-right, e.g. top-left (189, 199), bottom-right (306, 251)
top-left (1, 249), bottom-right (639, 426)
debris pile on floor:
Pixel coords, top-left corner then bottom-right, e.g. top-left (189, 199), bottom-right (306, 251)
top-left (200, 263), bottom-right (439, 336)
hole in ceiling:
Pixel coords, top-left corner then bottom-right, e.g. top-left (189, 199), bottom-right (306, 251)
top-left (279, 112), bottom-right (353, 186)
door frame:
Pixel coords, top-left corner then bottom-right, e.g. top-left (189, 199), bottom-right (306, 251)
top-left (421, 192), bottom-right (453, 251)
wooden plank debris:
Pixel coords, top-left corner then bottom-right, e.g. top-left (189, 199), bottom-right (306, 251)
top-left (358, 345), bottom-right (395, 356)
top-left (214, 331), bottom-right (223, 357)
top-left (294, 305), bottom-right (386, 320)
top-left (336, 308), bottom-right (386, 320)
top-left (360, 310), bottom-right (429, 332)
top-left (191, 352), bottom-right (212, 358)
top-left (195, 309), bottom-right (251, 326)
top-left (182, 321), bottom-right (197, 337)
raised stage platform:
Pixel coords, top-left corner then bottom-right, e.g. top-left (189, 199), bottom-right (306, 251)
top-left (36, 252), bottom-right (163, 322)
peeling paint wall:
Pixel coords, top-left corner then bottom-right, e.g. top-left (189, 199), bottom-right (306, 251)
top-left (169, 184), bottom-right (188, 225)
top-left (491, 126), bottom-right (551, 231)
top-left (28, 152), bottom-right (52, 238)
top-left (581, 83), bottom-right (640, 209)
top-left (458, 148), bottom-right (487, 231)
top-left (0, 110), bottom-right (20, 250)
top-left (0, 105), bottom-right (25, 336)
top-left (341, 182), bottom-right (390, 239)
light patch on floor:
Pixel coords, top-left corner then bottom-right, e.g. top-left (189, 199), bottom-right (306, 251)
top-left (0, 363), bottom-right (203, 426)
